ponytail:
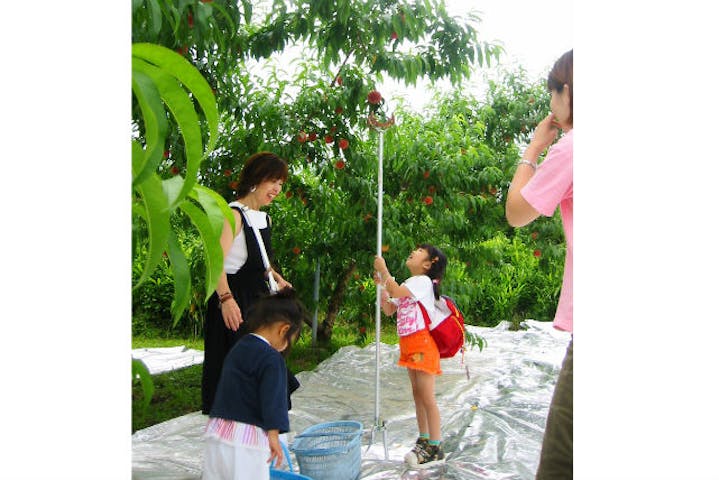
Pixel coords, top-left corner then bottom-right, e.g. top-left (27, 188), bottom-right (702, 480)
top-left (419, 243), bottom-right (447, 300)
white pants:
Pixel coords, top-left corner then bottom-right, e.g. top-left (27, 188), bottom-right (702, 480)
top-left (202, 436), bottom-right (270, 480)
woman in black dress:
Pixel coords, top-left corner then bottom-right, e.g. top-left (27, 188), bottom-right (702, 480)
top-left (201, 151), bottom-right (295, 414)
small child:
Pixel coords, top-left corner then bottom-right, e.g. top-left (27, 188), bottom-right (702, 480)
top-left (374, 244), bottom-right (448, 468)
top-left (202, 288), bottom-right (306, 480)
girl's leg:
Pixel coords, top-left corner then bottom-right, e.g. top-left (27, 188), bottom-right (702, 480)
top-left (412, 370), bottom-right (440, 441)
top-left (408, 368), bottom-right (429, 436)
top-left (404, 368), bottom-right (444, 467)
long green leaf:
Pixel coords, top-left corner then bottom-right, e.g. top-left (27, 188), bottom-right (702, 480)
top-left (132, 43), bottom-right (219, 154)
top-left (133, 155), bottom-right (170, 288)
top-left (133, 57), bottom-right (202, 208)
top-left (187, 184), bottom-right (232, 239)
top-left (132, 359), bottom-right (155, 409)
top-left (161, 175), bottom-right (185, 215)
top-left (179, 200), bottom-right (224, 301)
top-left (147, 0), bottom-right (163, 36)
top-left (196, 184), bottom-right (236, 234)
top-left (131, 65), bottom-right (168, 186)
top-left (166, 230), bottom-right (191, 325)
top-left (208, 2), bottom-right (237, 31)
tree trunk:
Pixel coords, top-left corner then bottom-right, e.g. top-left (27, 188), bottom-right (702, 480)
top-left (317, 259), bottom-right (357, 344)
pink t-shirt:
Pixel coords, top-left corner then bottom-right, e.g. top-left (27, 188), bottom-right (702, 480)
top-left (520, 129), bottom-right (573, 333)
top-left (394, 275), bottom-right (435, 337)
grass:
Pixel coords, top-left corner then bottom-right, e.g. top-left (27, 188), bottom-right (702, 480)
top-left (132, 320), bottom-right (399, 433)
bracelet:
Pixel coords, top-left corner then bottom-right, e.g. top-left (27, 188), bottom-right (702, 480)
top-left (219, 292), bottom-right (234, 303)
top-left (517, 159), bottom-right (537, 171)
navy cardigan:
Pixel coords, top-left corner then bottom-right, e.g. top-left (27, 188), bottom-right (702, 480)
top-left (210, 334), bottom-right (289, 433)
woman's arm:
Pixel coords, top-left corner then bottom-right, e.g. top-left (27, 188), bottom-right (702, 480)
top-left (265, 214), bottom-right (293, 289)
top-left (218, 210), bottom-right (244, 331)
top-left (506, 114), bottom-right (559, 227)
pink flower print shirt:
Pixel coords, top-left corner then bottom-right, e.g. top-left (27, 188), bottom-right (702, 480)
top-left (394, 275), bottom-right (436, 337)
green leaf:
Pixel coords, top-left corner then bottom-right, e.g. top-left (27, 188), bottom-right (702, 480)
top-left (190, 183), bottom-right (236, 236)
top-left (133, 57), bottom-right (203, 207)
top-left (243, 0), bottom-right (252, 24)
top-left (131, 65), bottom-right (168, 186)
top-left (161, 175), bottom-right (185, 213)
top-left (179, 200), bottom-right (224, 301)
top-left (132, 43), bottom-right (219, 153)
top-left (133, 167), bottom-right (170, 288)
top-left (166, 230), bottom-right (192, 325)
top-left (209, 2), bottom-right (238, 30)
top-left (132, 359), bottom-right (155, 409)
top-left (195, 1), bottom-right (213, 27)
top-left (146, 0), bottom-right (163, 36)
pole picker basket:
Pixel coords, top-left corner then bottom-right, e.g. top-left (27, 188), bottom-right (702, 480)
top-left (290, 421), bottom-right (363, 480)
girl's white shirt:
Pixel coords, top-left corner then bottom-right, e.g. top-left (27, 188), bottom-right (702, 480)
top-left (224, 201), bottom-right (269, 272)
top-left (249, 333), bottom-right (271, 345)
top-left (392, 275), bottom-right (438, 335)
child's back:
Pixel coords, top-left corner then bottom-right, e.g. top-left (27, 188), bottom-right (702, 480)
top-left (202, 288), bottom-right (306, 480)
top-left (210, 334), bottom-right (289, 432)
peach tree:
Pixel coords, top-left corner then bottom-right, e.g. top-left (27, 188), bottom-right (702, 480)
top-left (132, 0), bottom-right (563, 343)
top-left (132, 0), bottom-right (503, 336)
top-left (267, 67), bottom-right (565, 340)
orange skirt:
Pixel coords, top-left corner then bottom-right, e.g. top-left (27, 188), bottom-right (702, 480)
top-left (397, 329), bottom-right (441, 375)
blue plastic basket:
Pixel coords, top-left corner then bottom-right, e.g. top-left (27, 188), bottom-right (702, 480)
top-left (270, 470), bottom-right (314, 480)
top-left (270, 441), bottom-right (314, 480)
top-left (290, 421), bottom-right (363, 480)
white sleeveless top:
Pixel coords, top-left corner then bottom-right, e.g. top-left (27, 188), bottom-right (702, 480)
top-left (224, 202), bottom-right (269, 273)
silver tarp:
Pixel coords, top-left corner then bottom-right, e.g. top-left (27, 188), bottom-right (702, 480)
top-left (132, 320), bottom-right (571, 479)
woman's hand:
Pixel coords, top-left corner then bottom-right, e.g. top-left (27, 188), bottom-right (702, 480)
top-left (221, 298), bottom-right (243, 331)
top-left (276, 274), bottom-right (293, 290)
top-left (526, 113), bottom-right (560, 159)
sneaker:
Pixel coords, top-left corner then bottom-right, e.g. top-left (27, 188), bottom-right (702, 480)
top-left (404, 442), bottom-right (445, 469)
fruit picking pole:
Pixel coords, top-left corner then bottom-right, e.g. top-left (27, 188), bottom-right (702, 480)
top-left (371, 127), bottom-right (389, 459)
top-left (367, 113), bottom-right (394, 460)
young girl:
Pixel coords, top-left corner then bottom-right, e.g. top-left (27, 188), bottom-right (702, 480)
top-left (202, 288), bottom-right (306, 480)
top-left (374, 244), bottom-right (448, 468)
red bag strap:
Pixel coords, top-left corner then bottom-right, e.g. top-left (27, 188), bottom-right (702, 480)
top-left (416, 300), bottom-right (431, 331)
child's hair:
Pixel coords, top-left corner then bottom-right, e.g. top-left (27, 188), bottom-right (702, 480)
top-left (243, 287), bottom-right (307, 356)
top-left (418, 243), bottom-right (447, 300)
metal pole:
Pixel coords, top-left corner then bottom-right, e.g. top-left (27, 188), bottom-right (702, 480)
top-left (311, 259), bottom-right (320, 346)
top-left (367, 113), bottom-right (394, 460)
top-left (373, 130), bottom-right (389, 459)
top-left (374, 129), bottom-right (384, 424)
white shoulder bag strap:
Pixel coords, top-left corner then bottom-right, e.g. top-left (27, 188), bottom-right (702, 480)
top-left (238, 204), bottom-right (279, 293)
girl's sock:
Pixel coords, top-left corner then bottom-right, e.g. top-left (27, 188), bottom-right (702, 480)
top-left (428, 439), bottom-right (441, 446)
top-left (419, 433), bottom-right (430, 440)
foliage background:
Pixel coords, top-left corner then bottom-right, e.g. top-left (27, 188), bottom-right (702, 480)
top-left (132, 0), bottom-right (566, 342)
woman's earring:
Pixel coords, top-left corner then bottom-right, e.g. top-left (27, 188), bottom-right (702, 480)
top-left (250, 186), bottom-right (257, 192)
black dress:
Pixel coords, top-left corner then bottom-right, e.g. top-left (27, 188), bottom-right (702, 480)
top-left (201, 206), bottom-right (299, 414)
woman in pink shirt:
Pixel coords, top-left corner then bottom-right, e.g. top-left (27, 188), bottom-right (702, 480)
top-left (506, 49), bottom-right (573, 480)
